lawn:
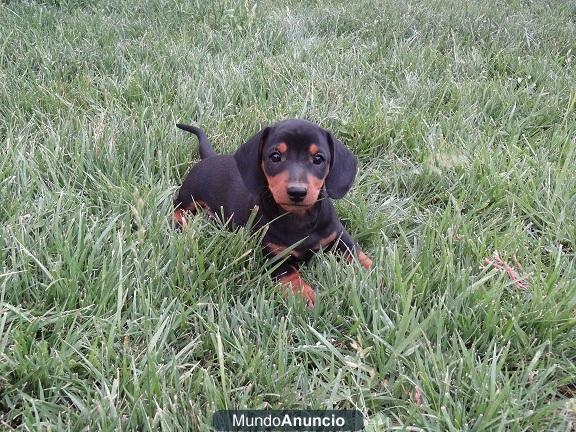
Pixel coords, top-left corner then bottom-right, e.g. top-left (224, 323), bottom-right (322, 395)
top-left (1, 0), bottom-right (575, 430)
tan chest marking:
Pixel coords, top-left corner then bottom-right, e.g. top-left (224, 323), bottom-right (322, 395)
top-left (316, 231), bottom-right (338, 249)
top-left (266, 242), bottom-right (303, 258)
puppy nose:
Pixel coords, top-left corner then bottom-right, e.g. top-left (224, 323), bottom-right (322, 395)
top-left (287, 185), bottom-right (307, 202)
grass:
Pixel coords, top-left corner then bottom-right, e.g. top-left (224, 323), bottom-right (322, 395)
top-left (1, 0), bottom-right (575, 430)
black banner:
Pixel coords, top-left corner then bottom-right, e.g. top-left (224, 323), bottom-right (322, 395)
top-left (213, 410), bottom-right (364, 431)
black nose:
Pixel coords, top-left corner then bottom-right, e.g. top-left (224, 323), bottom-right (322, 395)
top-left (287, 186), bottom-right (307, 202)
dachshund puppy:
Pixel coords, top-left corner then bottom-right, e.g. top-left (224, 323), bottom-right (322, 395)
top-left (174, 119), bottom-right (371, 307)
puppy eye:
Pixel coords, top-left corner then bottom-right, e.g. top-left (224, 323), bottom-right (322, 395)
top-left (312, 154), bottom-right (325, 165)
top-left (269, 151), bottom-right (282, 163)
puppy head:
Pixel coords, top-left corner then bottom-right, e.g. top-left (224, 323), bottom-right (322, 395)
top-left (234, 119), bottom-right (357, 213)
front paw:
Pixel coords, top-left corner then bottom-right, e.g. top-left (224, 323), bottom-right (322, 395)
top-left (173, 209), bottom-right (188, 228)
top-left (278, 271), bottom-right (316, 308)
top-left (357, 249), bottom-right (372, 270)
top-left (345, 248), bottom-right (372, 270)
top-left (298, 283), bottom-right (316, 308)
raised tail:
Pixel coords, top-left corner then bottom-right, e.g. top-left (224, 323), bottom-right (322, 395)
top-left (176, 123), bottom-right (217, 159)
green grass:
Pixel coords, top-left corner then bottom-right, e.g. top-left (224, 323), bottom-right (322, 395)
top-left (1, 0), bottom-right (576, 430)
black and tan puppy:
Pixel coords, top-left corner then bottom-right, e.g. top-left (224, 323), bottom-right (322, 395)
top-left (174, 119), bottom-right (371, 307)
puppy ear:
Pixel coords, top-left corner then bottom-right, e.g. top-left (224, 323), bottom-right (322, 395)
top-left (324, 131), bottom-right (358, 199)
top-left (234, 127), bottom-right (270, 194)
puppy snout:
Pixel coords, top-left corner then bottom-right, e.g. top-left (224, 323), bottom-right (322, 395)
top-left (287, 185), bottom-right (308, 202)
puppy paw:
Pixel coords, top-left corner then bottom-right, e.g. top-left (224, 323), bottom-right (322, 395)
top-left (173, 209), bottom-right (188, 228)
top-left (278, 271), bottom-right (316, 308)
top-left (357, 250), bottom-right (372, 270)
top-left (345, 248), bottom-right (372, 270)
top-left (299, 283), bottom-right (316, 308)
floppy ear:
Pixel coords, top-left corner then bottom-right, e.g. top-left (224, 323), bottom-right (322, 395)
top-left (234, 127), bottom-right (270, 194)
top-left (324, 131), bottom-right (358, 199)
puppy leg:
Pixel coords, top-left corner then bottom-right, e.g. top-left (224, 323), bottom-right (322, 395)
top-left (335, 230), bottom-right (372, 270)
top-left (272, 262), bottom-right (315, 308)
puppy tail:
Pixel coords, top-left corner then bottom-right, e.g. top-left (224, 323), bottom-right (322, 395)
top-left (176, 123), bottom-right (217, 159)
